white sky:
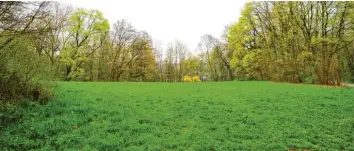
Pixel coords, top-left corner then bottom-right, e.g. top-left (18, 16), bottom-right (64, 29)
top-left (62, 0), bottom-right (248, 53)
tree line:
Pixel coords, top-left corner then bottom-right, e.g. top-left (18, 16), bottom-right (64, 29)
top-left (228, 1), bottom-right (354, 85)
top-left (1, 1), bottom-right (354, 101)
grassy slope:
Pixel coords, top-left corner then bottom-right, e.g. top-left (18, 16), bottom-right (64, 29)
top-left (1, 81), bottom-right (354, 150)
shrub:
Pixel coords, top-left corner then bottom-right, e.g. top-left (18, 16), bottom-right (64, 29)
top-left (183, 76), bottom-right (192, 82)
top-left (0, 36), bottom-right (56, 131)
top-left (304, 77), bottom-right (313, 84)
top-left (0, 72), bottom-right (55, 104)
top-left (0, 36), bottom-right (56, 103)
top-left (192, 76), bottom-right (201, 82)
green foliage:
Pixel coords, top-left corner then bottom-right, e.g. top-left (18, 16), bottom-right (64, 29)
top-left (304, 77), bottom-right (313, 84)
top-left (128, 39), bottom-right (157, 82)
top-left (1, 82), bottom-right (354, 150)
top-left (183, 57), bottom-right (200, 75)
top-left (0, 36), bottom-right (56, 132)
top-left (60, 8), bottom-right (110, 81)
top-left (227, 1), bottom-right (354, 85)
top-left (0, 35), bottom-right (56, 102)
top-left (227, 2), bottom-right (255, 52)
top-left (228, 2), bottom-right (256, 80)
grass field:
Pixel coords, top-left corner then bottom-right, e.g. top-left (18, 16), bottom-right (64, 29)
top-left (1, 81), bottom-right (354, 150)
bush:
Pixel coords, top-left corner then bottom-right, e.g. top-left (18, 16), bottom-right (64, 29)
top-left (0, 36), bottom-right (56, 103)
top-left (183, 76), bottom-right (192, 82)
top-left (0, 35), bottom-right (57, 131)
top-left (304, 77), bottom-right (313, 84)
top-left (192, 76), bottom-right (201, 82)
top-left (0, 72), bottom-right (55, 104)
top-left (0, 70), bottom-right (56, 132)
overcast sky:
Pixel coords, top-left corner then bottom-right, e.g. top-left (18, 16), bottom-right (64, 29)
top-left (63, 0), bottom-right (248, 53)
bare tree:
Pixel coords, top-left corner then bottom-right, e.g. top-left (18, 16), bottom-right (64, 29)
top-left (221, 24), bottom-right (230, 43)
top-left (109, 19), bottom-right (137, 81)
top-left (164, 40), bottom-right (189, 82)
top-left (0, 2), bottom-right (51, 49)
top-left (153, 39), bottom-right (164, 81)
top-left (34, 2), bottom-right (73, 65)
top-left (213, 44), bottom-right (234, 80)
top-left (165, 43), bottom-right (175, 82)
top-left (198, 34), bottom-right (219, 81)
top-left (175, 40), bottom-right (188, 81)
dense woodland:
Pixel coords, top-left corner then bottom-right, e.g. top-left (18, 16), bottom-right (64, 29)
top-left (1, 1), bottom-right (354, 102)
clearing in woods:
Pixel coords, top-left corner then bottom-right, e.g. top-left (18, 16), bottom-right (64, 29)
top-left (1, 81), bottom-right (354, 150)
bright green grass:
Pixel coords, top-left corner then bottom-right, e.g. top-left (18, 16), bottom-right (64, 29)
top-left (1, 81), bottom-right (354, 150)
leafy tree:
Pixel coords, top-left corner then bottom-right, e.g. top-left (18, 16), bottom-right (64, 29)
top-left (183, 56), bottom-right (200, 76)
top-left (60, 8), bottom-right (109, 81)
top-left (228, 2), bottom-right (257, 80)
top-left (128, 32), bottom-right (157, 81)
top-left (227, 1), bottom-right (354, 85)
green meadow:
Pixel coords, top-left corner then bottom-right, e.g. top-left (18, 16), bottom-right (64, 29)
top-left (1, 81), bottom-right (354, 150)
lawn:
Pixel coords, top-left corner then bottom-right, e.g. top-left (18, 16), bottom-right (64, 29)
top-left (1, 81), bottom-right (354, 150)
